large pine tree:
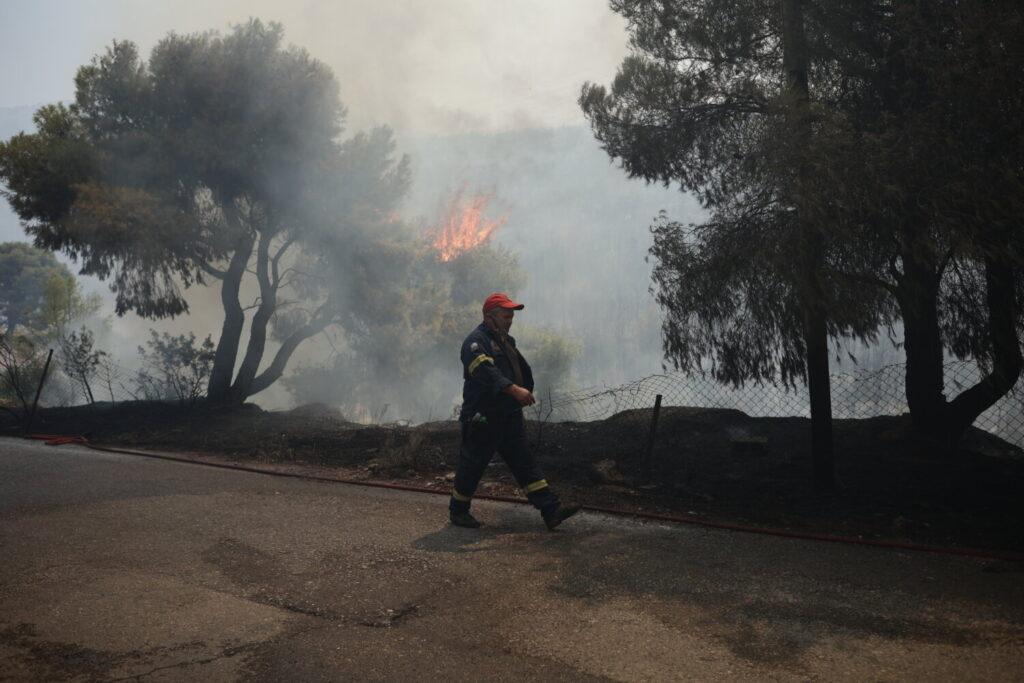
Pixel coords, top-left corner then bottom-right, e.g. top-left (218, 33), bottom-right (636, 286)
top-left (581, 0), bottom-right (1023, 453)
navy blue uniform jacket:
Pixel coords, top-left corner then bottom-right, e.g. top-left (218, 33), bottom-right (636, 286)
top-left (459, 322), bottom-right (534, 421)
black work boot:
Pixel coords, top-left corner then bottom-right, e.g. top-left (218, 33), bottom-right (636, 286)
top-left (450, 511), bottom-right (482, 528)
top-left (543, 503), bottom-right (582, 530)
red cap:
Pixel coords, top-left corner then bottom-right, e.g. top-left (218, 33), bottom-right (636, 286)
top-left (482, 293), bottom-right (524, 314)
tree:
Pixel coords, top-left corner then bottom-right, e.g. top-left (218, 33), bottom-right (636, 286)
top-left (35, 272), bottom-right (103, 344)
top-left (782, 0), bottom-right (835, 486)
top-left (59, 326), bottom-right (105, 405)
top-left (803, 1), bottom-right (1024, 451)
top-left (0, 20), bottom-right (409, 407)
top-left (581, 0), bottom-right (1023, 454)
top-left (0, 242), bottom-right (99, 337)
top-left (0, 243), bottom-right (60, 332)
top-left (132, 331), bottom-right (216, 407)
top-left (0, 243), bottom-right (103, 410)
top-left (580, 1), bottom-right (875, 485)
top-left (0, 332), bottom-right (50, 419)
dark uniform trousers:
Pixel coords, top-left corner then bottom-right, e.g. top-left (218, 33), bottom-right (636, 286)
top-left (449, 412), bottom-right (560, 515)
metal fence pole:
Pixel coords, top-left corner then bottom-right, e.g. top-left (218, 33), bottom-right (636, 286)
top-left (642, 394), bottom-right (663, 480)
top-left (26, 348), bottom-right (54, 432)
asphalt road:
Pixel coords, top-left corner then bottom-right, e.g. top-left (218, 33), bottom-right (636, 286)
top-left (1, 437), bottom-right (1022, 682)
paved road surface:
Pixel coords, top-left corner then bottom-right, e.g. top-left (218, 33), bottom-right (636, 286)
top-left (1, 437), bottom-right (1022, 681)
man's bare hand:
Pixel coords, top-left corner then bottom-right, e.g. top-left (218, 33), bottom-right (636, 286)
top-left (503, 384), bottom-right (536, 407)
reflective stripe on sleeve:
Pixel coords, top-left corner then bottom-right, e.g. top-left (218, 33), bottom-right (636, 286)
top-left (451, 489), bottom-right (472, 502)
top-left (524, 479), bottom-right (549, 494)
top-left (467, 354), bottom-right (495, 375)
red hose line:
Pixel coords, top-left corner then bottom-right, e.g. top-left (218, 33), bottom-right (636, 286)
top-left (24, 434), bottom-right (89, 446)
top-left (24, 434), bottom-right (1024, 563)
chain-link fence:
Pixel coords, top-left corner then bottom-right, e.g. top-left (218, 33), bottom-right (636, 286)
top-left (7, 337), bottom-right (1022, 453)
top-left (525, 360), bottom-right (1024, 450)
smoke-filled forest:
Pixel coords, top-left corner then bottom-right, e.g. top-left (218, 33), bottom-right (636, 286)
top-left (0, 2), bottom-right (1022, 473)
top-left (0, 117), bottom-right (695, 421)
top-left (3, 5), bottom-right (1024, 680)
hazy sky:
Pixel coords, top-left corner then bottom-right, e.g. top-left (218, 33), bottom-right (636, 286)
top-left (0, 0), bottom-right (631, 137)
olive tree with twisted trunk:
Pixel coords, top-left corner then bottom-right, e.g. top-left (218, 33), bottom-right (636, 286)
top-left (0, 20), bottom-right (410, 407)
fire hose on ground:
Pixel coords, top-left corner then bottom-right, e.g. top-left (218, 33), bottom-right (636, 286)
top-left (21, 433), bottom-right (1024, 564)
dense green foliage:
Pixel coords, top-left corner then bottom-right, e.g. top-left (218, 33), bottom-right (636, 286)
top-left (0, 243), bottom-right (66, 332)
top-left (0, 242), bottom-right (98, 337)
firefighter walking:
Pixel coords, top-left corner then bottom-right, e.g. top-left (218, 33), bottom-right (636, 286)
top-left (449, 293), bottom-right (581, 530)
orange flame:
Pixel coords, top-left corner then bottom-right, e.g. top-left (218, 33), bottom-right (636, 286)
top-left (431, 189), bottom-right (507, 261)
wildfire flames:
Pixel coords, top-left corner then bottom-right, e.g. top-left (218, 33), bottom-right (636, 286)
top-left (431, 189), bottom-right (508, 261)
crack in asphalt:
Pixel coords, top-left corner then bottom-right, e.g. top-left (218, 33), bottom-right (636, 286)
top-left (102, 642), bottom-right (261, 682)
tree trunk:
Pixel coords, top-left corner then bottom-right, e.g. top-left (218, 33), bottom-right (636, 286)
top-left (894, 236), bottom-right (947, 447)
top-left (227, 228), bottom-right (277, 405)
top-left (897, 240), bottom-right (1022, 453)
top-left (783, 0), bottom-right (835, 489)
top-left (207, 226), bottom-right (255, 404)
top-left (944, 256), bottom-right (1023, 442)
top-left (803, 299), bottom-right (834, 487)
top-left (247, 318), bottom-right (330, 397)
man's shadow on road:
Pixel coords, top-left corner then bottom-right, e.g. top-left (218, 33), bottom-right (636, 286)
top-left (411, 508), bottom-right (544, 553)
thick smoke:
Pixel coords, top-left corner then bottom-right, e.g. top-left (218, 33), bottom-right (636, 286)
top-left (273, 128), bottom-right (703, 423)
top-left (403, 127), bottom-right (703, 386)
top-left (83, 0), bottom-right (631, 140)
top-left (1, 4), bottom-right (905, 421)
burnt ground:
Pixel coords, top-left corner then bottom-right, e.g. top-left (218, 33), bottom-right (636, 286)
top-left (5, 401), bottom-right (1024, 557)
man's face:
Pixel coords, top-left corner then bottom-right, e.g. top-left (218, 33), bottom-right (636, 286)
top-left (487, 307), bottom-right (515, 335)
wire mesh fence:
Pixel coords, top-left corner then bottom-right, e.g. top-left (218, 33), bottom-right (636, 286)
top-left (6, 337), bottom-right (1022, 454)
top-left (525, 360), bottom-right (1024, 451)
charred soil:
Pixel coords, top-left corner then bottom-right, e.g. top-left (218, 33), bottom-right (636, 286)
top-left (7, 401), bottom-right (1024, 557)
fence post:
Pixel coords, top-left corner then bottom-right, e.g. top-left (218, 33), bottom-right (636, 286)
top-left (26, 348), bottom-right (54, 432)
top-left (642, 394), bottom-right (663, 480)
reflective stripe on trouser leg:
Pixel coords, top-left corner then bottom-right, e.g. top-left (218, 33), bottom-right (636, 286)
top-left (449, 488), bottom-right (473, 514)
top-left (524, 479), bottom-right (548, 494)
top-left (496, 417), bottom-right (559, 512)
top-left (523, 479), bottom-right (558, 514)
